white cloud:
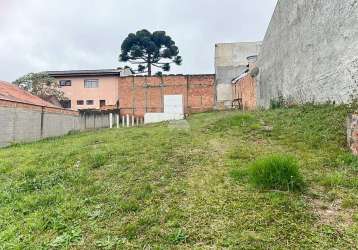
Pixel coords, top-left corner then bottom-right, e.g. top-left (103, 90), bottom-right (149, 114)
top-left (0, 0), bottom-right (277, 81)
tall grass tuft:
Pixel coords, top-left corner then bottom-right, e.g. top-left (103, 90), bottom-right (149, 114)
top-left (89, 152), bottom-right (108, 169)
top-left (249, 154), bottom-right (304, 192)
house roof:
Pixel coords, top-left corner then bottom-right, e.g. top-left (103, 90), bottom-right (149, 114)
top-left (0, 80), bottom-right (57, 107)
top-left (47, 69), bottom-right (128, 77)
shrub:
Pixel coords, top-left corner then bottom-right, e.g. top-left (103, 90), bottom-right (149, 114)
top-left (249, 154), bottom-right (304, 192)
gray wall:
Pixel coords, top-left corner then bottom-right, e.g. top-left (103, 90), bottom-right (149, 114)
top-left (0, 106), bottom-right (113, 148)
top-left (215, 42), bottom-right (261, 107)
top-left (257, 0), bottom-right (358, 108)
top-left (79, 112), bottom-right (110, 130)
top-left (0, 108), bottom-right (42, 147)
top-left (42, 112), bottom-right (80, 138)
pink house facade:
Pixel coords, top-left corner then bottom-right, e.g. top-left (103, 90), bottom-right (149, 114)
top-left (47, 69), bottom-right (131, 110)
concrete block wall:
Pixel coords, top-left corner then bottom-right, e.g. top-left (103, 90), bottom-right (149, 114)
top-left (42, 112), bottom-right (80, 138)
top-left (80, 112), bottom-right (111, 130)
top-left (257, 0), bottom-right (358, 108)
top-left (0, 99), bottom-right (114, 148)
top-left (0, 108), bottom-right (78, 147)
top-left (0, 107), bottom-right (15, 147)
top-left (0, 107), bottom-right (42, 147)
top-left (13, 109), bottom-right (42, 142)
top-left (118, 75), bottom-right (215, 117)
top-left (0, 100), bottom-right (44, 147)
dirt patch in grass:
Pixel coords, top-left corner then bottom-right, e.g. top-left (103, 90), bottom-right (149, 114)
top-left (309, 197), bottom-right (355, 229)
top-left (208, 139), bottom-right (230, 155)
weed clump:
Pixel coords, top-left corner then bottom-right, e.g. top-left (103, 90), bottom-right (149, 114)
top-left (270, 94), bottom-right (286, 109)
top-left (249, 154), bottom-right (304, 192)
top-left (89, 152), bottom-right (108, 169)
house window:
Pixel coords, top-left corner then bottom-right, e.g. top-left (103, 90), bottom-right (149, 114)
top-left (60, 100), bottom-right (71, 109)
top-left (84, 79), bottom-right (99, 88)
top-left (86, 100), bottom-right (94, 105)
top-left (59, 80), bottom-right (71, 87)
top-left (77, 100), bottom-right (84, 105)
top-left (100, 100), bottom-right (106, 107)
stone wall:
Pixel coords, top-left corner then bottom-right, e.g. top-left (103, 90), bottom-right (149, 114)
top-left (257, 0), bottom-right (358, 108)
top-left (118, 75), bottom-right (215, 116)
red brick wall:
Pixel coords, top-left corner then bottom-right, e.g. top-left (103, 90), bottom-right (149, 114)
top-left (118, 75), bottom-right (215, 117)
top-left (232, 75), bottom-right (257, 110)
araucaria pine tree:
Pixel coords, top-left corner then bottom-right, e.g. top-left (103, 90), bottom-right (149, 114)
top-left (119, 29), bottom-right (182, 76)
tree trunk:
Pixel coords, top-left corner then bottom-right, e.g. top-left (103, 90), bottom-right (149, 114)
top-left (147, 62), bottom-right (152, 76)
top-left (147, 54), bottom-right (152, 76)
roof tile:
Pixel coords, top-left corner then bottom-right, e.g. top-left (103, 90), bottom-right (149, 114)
top-left (0, 80), bottom-right (57, 108)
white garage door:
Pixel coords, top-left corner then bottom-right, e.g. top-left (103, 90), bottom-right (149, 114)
top-left (164, 95), bottom-right (183, 114)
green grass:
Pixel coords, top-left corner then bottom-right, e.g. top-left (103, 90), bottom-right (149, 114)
top-left (248, 154), bottom-right (304, 192)
top-left (0, 104), bottom-right (357, 249)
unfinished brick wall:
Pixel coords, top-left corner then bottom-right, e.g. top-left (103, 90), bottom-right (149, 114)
top-left (232, 75), bottom-right (257, 110)
top-left (118, 75), bottom-right (215, 117)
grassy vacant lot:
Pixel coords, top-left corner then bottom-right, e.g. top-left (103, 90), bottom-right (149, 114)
top-left (0, 105), bottom-right (357, 249)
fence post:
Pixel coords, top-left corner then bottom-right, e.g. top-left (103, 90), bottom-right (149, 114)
top-left (116, 114), bottom-right (119, 128)
top-left (109, 113), bottom-right (113, 128)
top-left (132, 116), bottom-right (135, 127)
top-left (122, 116), bottom-right (125, 127)
top-left (126, 114), bottom-right (130, 127)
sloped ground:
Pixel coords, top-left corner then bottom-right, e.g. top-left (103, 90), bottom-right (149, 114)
top-left (0, 105), bottom-right (357, 249)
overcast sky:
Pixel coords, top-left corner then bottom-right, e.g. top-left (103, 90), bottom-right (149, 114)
top-left (0, 0), bottom-right (277, 81)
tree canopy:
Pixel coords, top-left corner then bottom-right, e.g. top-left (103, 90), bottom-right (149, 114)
top-left (119, 30), bottom-right (182, 76)
top-left (13, 72), bottom-right (66, 100)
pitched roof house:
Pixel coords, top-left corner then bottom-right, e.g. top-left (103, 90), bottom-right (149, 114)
top-left (0, 80), bottom-right (57, 108)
